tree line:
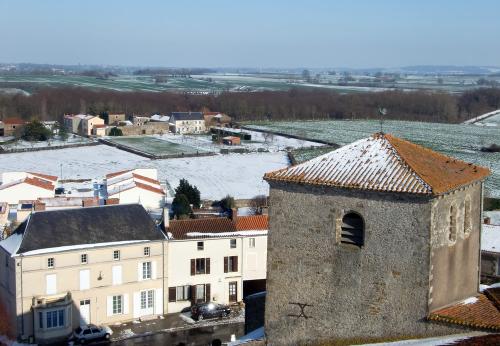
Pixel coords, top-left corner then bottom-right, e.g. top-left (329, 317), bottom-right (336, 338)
top-left (0, 87), bottom-right (499, 124)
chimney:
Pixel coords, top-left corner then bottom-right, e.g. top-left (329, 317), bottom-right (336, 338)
top-left (484, 217), bottom-right (491, 225)
top-left (105, 198), bottom-right (120, 205)
top-left (230, 208), bottom-right (238, 222)
top-left (163, 207), bottom-right (170, 229)
top-left (34, 202), bottom-right (45, 212)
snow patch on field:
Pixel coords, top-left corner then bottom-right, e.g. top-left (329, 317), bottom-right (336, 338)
top-left (0, 145), bottom-right (289, 200)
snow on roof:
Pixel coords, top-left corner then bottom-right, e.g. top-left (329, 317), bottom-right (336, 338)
top-left (150, 114), bottom-right (170, 122)
top-left (107, 181), bottom-right (164, 196)
top-left (0, 177), bottom-right (55, 191)
top-left (481, 224), bottom-right (500, 253)
top-left (264, 133), bottom-right (490, 195)
top-left (184, 230), bottom-right (268, 238)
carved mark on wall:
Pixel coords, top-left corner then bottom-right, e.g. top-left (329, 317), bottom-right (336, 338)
top-left (288, 302), bottom-right (313, 319)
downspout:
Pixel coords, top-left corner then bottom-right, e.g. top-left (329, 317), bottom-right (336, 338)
top-left (162, 239), bottom-right (165, 315)
top-left (478, 182), bottom-right (484, 292)
top-left (240, 237), bottom-right (244, 303)
top-left (20, 254), bottom-right (24, 337)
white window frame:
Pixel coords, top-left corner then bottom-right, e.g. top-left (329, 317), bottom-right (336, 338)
top-left (230, 239), bottom-right (237, 249)
top-left (144, 247), bottom-right (150, 257)
top-left (47, 257), bottom-right (54, 268)
top-left (113, 250), bottom-right (120, 261)
top-left (249, 238), bottom-right (255, 248)
top-left (140, 290), bottom-right (154, 310)
top-left (81, 254), bottom-right (88, 264)
top-left (112, 295), bottom-right (123, 315)
top-left (142, 262), bottom-right (151, 280)
top-left (45, 309), bottom-right (65, 329)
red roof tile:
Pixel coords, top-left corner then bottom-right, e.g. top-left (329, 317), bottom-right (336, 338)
top-left (27, 172), bottom-right (58, 182)
top-left (25, 177), bottom-right (55, 191)
top-left (106, 170), bottom-right (131, 179)
top-left (134, 181), bottom-right (165, 195)
top-left (428, 291), bottom-right (500, 331)
top-left (264, 133), bottom-right (490, 196)
top-left (2, 118), bottom-right (26, 125)
top-left (168, 215), bottom-right (268, 240)
top-left (132, 173), bottom-right (161, 185)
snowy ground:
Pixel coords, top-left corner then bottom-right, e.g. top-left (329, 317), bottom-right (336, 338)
top-left (0, 145), bottom-right (289, 200)
top-left (0, 134), bottom-right (93, 150)
top-left (361, 332), bottom-right (488, 346)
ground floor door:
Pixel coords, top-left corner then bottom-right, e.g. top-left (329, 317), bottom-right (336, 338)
top-left (140, 290), bottom-right (155, 316)
top-left (79, 299), bottom-right (91, 325)
top-left (229, 282), bottom-right (238, 303)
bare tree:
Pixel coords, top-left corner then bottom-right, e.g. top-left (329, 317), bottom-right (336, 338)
top-left (249, 195), bottom-right (267, 215)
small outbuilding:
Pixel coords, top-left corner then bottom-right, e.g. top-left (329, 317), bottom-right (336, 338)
top-left (223, 136), bottom-right (241, 146)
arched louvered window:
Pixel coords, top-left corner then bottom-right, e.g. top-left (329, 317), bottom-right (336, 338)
top-left (341, 213), bottom-right (364, 247)
top-left (449, 205), bottom-right (457, 242)
top-left (464, 198), bottom-right (471, 235)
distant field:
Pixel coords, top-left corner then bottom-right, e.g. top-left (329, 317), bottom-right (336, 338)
top-left (107, 136), bottom-right (211, 156)
top-left (1, 72), bottom-right (497, 94)
top-left (246, 119), bottom-right (500, 198)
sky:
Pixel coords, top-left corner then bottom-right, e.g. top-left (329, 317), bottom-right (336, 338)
top-left (1, 0), bottom-right (499, 68)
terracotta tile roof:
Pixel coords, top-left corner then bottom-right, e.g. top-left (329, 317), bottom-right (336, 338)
top-left (167, 215), bottom-right (268, 240)
top-left (0, 177), bottom-right (55, 191)
top-left (108, 181), bottom-right (164, 196)
top-left (264, 133), bottom-right (490, 196)
top-left (93, 124), bottom-right (106, 128)
top-left (134, 181), bottom-right (165, 195)
top-left (428, 291), bottom-right (500, 331)
top-left (27, 172), bottom-right (58, 182)
top-left (236, 215), bottom-right (268, 231)
top-left (2, 118), bottom-right (26, 125)
top-left (106, 170), bottom-right (132, 179)
top-left (132, 173), bottom-right (161, 185)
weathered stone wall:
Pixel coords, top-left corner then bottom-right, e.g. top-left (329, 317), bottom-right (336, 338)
top-left (265, 182), bottom-right (464, 345)
top-left (116, 123), bottom-right (170, 136)
top-left (429, 183), bottom-right (482, 311)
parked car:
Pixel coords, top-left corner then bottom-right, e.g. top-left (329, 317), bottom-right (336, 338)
top-left (70, 324), bottom-right (112, 344)
top-left (191, 302), bottom-right (231, 321)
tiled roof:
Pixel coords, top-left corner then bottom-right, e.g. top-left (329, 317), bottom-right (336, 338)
top-left (28, 172), bottom-right (58, 182)
top-left (106, 170), bottom-right (131, 179)
top-left (428, 291), bottom-right (500, 331)
top-left (168, 215), bottom-right (268, 240)
top-left (264, 133), bottom-right (490, 196)
top-left (108, 181), bottom-right (165, 196)
top-left (0, 177), bottom-right (55, 191)
top-left (170, 112), bottom-right (204, 121)
top-left (132, 173), bottom-right (161, 185)
top-left (2, 118), bottom-right (26, 125)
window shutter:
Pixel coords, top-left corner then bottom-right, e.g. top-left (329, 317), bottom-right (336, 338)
top-left (106, 296), bottom-right (113, 317)
top-left (224, 257), bottom-right (228, 273)
top-left (190, 259), bottom-right (195, 276)
top-left (205, 284), bottom-right (211, 303)
top-left (234, 256), bottom-right (238, 272)
top-left (133, 292), bottom-right (140, 318)
top-left (123, 293), bottom-right (129, 315)
top-left (190, 285), bottom-right (196, 305)
top-left (112, 265), bottom-right (122, 285)
top-left (152, 261), bottom-right (157, 280)
top-left (137, 262), bottom-right (143, 281)
top-left (168, 287), bottom-right (176, 302)
top-left (155, 288), bottom-right (163, 315)
top-left (206, 258), bottom-right (210, 274)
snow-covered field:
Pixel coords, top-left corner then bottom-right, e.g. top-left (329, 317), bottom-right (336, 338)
top-left (0, 145), bottom-right (289, 200)
top-left (0, 134), bottom-right (93, 150)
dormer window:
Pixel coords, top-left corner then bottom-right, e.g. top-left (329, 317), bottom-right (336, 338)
top-left (341, 213), bottom-right (364, 247)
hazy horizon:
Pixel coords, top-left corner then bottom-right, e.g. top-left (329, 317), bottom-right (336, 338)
top-left (1, 0), bottom-right (499, 68)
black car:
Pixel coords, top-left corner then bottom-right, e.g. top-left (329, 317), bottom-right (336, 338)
top-left (190, 302), bottom-right (231, 321)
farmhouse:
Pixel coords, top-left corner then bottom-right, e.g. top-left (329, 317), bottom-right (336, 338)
top-left (0, 172), bottom-right (58, 205)
top-left (81, 115), bottom-right (105, 136)
top-left (263, 132), bottom-right (492, 344)
top-left (105, 169), bottom-right (166, 210)
top-left (64, 114), bottom-right (105, 136)
top-left (163, 213), bottom-right (268, 313)
top-left (1, 118), bottom-right (26, 136)
top-left (0, 204), bottom-right (166, 344)
top-left (170, 112), bottom-right (206, 134)
top-left (106, 113), bottom-right (126, 125)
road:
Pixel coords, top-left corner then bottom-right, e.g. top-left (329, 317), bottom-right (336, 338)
top-left (112, 322), bottom-right (244, 346)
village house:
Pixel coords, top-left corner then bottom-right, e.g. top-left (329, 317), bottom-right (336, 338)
top-left (106, 113), bottom-right (126, 125)
top-left (481, 218), bottom-right (500, 284)
top-left (163, 212), bottom-right (268, 313)
top-left (92, 124), bottom-right (107, 137)
top-left (0, 204), bottom-right (166, 344)
top-left (263, 132), bottom-right (493, 345)
top-left (63, 114), bottom-right (86, 134)
top-left (0, 172), bottom-right (58, 205)
top-left (132, 116), bottom-right (150, 126)
top-left (170, 112), bottom-right (206, 134)
top-left (1, 118), bottom-right (26, 137)
top-left (81, 115), bottom-right (105, 136)
top-left (104, 169), bottom-right (166, 210)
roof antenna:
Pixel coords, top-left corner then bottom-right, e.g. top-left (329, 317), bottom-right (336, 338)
top-left (378, 107), bottom-right (387, 134)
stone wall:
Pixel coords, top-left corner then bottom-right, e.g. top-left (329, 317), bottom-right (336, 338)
top-left (116, 123), bottom-right (170, 136)
top-left (428, 182), bottom-right (482, 311)
top-left (265, 182), bottom-right (465, 345)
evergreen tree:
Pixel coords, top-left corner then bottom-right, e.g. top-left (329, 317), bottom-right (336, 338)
top-left (109, 127), bottom-right (123, 136)
top-left (171, 194), bottom-right (192, 219)
top-left (22, 120), bottom-right (52, 141)
top-left (174, 179), bottom-right (201, 208)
